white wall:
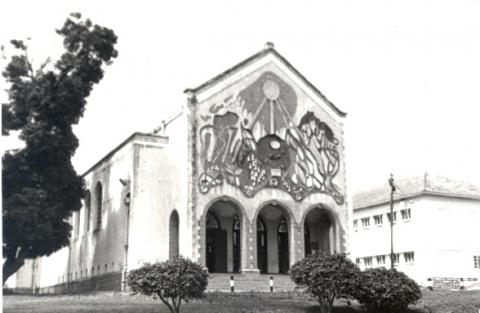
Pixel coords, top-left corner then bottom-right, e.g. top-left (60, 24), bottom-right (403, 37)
top-left (352, 194), bottom-right (480, 285)
top-left (38, 247), bottom-right (70, 287)
top-left (414, 195), bottom-right (480, 280)
top-left (127, 115), bottom-right (191, 270)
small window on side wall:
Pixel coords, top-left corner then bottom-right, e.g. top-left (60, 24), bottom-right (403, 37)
top-left (364, 257), bottom-right (372, 268)
top-left (404, 252), bottom-right (414, 263)
top-left (95, 182), bottom-right (103, 231)
top-left (392, 253), bottom-right (400, 264)
top-left (401, 208), bottom-right (411, 220)
top-left (169, 210), bottom-right (180, 259)
top-left (376, 255), bottom-right (386, 265)
top-left (387, 212), bottom-right (397, 223)
top-left (85, 190), bottom-right (91, 232)
top-left (361, 217), bottom-right (370, 228)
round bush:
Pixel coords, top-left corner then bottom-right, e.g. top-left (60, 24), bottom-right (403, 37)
top-left (127, 257), bottom-right (208, 313)
top-left (290, 253), bottom-right (360, 313)
top-left (354, 268), bottom-right (422, 312)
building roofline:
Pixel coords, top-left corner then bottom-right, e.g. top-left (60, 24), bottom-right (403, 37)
top-left (354, 190), bottom-right (480, 211)
top-left (81, 132), bottom-right (167, 177)
top-left (184, 43), bottom-right (347, 117)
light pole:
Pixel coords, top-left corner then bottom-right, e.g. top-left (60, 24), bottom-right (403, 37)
top-left (388, 174), bottom-right (396, 269)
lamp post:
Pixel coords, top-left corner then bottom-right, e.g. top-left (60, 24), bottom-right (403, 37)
top-left (388, 174), bottom-right (396, 269)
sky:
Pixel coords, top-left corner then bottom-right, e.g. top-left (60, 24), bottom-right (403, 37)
top-left (1, 0), bottom-right (479, 194)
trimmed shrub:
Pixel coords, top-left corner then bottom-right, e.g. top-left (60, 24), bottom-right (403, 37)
top-left (354, 268), bottom-right (422, 312)
top-left (127, 257), bottom-right (208, 313)
top-left (290, 253), bottom-right (360, 313)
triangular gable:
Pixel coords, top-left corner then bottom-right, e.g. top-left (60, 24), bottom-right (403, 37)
top-left (191, 43), bottom-right (347, 204)
top-left (184, 43), bottom-right (346, 118)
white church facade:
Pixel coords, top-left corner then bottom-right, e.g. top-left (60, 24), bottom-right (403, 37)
top-left (14, 43), bottom-right (351, 293)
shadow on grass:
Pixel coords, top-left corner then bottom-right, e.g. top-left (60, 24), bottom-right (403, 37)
top-left (303, 305), bottom-right (358, 313)
top-left (303, 303), bottom-right (429, 313)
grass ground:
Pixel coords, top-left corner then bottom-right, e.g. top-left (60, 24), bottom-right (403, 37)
top-left (3, 289), bottom-right (480, 313)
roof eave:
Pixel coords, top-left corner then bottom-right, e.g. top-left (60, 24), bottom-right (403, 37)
top-left (184, 46), bottom-right (347, 118)
top-left (354, 190), bottom-right (480, 210)
top-left (81, 132), bottom-right (167, 177)
top-left (183, 48), bottom-right (270, 95)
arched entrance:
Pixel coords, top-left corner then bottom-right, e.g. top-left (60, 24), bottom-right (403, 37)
top-left (257, 217), bottom-right (268, 273)
top-left (169, 210), bottom-right (179, 259)
top-left (304, 207), bottom-right (336, 256)
top-left (256, 203), bottom-right (292, 274)
top-left (232, 214), bottom-right (241, 273)
top-left (304, 224), bottom-right (311, 256)
top-left (205, 200), bottom-right (243, 273)
top-left (277, 216), bottom-right (289, 274)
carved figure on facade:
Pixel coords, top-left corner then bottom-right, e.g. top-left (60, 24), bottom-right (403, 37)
top-left (198, 72), bottom-right (344, 204)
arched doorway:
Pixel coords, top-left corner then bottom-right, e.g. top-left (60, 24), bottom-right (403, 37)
top-left (206, 212), bottom-right (224, 272)
top-left (205, 200), bottom-right (243, 273)
top-left (256, 203), bottom-right (292, 274)
top-left (304, 207), bottom-right (336, 256)
top-left (304, 224), bottom-right (311, 256)
top-left (232, 214), bottom-right (241, 273)
top-left (257, 217), bottom-right (268, 273)
top-left (169, 210), bottom-right (179, 259)
top-left (277, 216), bottom-right (289, 274)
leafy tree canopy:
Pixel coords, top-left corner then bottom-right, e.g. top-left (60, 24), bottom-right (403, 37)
top-left (2, 12), bottom-right (118, 285)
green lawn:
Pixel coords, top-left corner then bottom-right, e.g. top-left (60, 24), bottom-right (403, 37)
top-left (3, 289), bottom-right (480, 313)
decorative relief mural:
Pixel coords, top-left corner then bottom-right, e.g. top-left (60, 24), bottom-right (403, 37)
top-left (197, 72), bottom-right (344, 204)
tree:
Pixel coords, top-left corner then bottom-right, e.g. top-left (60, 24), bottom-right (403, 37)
top-left (127, 257), bottom-right (209, 313)
top-left (2, 13), bottom-right (118, 285)
top-left (290, 253), bottom-right (360, 313)
top-left (354, 268), bottom-right (422, 313)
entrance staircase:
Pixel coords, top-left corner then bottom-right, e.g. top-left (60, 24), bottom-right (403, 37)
top-left (207, 273), bottom-right (296, 292)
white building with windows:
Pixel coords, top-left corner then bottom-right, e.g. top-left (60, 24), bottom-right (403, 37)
top-left (351, 173), bottom-right (480, 289)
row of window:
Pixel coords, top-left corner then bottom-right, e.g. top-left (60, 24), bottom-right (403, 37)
top-left (73, 182), bottom-right (104, 238)
top-left (62, 209), bottom-right (180, 285)
top-left (356, 251), bottom-right (415, 268)
top-left (353, 208), bottom-right (411, 230)
top-left (58, 262), bottom-right (121, 284)
top-left (474, 256), bottom-right (480, 269)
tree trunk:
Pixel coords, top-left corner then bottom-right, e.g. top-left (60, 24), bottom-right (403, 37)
top-left (318, 296), bottom-right (333, 313)
top-left (319, 303), bottom-right (332, 313)
top-left (173, 297), bottom-right (182, 313)
top-left (158, 294), bottom-right (176, 313)
top-left (3, 249), bottom-right (28, 286)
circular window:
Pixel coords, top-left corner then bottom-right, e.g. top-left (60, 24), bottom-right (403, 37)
top-left (269, 140), bottom-right (281, 150)
top-left (263, 80), bottom-right (280, 100)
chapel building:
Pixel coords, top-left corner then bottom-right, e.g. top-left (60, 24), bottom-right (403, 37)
top-left (12, 43), bottom-right (350, 293)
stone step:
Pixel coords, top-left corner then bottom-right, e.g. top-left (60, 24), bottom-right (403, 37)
top-left (207, 274), bottom-right (297, 292)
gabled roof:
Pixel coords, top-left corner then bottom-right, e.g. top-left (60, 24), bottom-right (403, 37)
top-left (353, 173), bottom-right (480, 209)
top-left (184, 42), bottom-right (346, 117)
top-left (81, 132), bottom-right (167, 177)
